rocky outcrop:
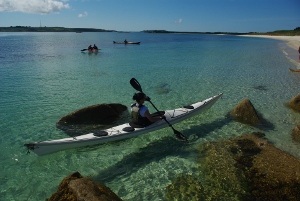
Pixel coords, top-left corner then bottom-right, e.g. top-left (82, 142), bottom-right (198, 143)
top-left (47, 172), bottom-right (122, 201)
top-left (56, 103), bottom-right (128, 135)
top-left (292, 125), bottom-right (300, 143)
top-left (166, 133), bottom-right (300, 200)
top-left (289, 94), bottom-right (300, 112)
top-left (231, 98), bottom-right (261, 125)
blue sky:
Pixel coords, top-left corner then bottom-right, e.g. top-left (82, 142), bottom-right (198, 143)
top-left (0, 0), bottom-right (299, 32)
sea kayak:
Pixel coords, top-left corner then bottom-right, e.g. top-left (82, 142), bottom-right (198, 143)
top-left (289, 68), bottom-right (300, 72)
top-left (88, 49), bottom-right (98, 53)
top-left (24, 93), bottom-right (222, 155)
top-left (113, 41), bottom-right (140, 44)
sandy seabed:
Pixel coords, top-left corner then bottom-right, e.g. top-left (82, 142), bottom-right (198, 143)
top-left (240, 35), bottom-right (300, 68)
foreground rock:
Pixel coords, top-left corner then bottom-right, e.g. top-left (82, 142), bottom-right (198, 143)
top-left (289, 94), bottom-right (300, 112)
top-left (231, 98), bottom-right (261, 125)
top-left (56, 103), bottom-right (128, 135)
top-left (47, 172), bottom-right (122, 201)
top-left (166, 133), bottom-right (300, 200)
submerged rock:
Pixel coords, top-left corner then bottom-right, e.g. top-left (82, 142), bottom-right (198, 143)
top-left (56, 103), bottom-right (129, 135)
top-left (154, 83), bottom-right (171, 94)
top-left (57, 103), bottom-right (127, 125)
top-left (292, 125), bottom-right (300, 143)
top-left (253, 85), bottom-right (267, 91)
top-left (231, 98), bottom-right (261, 125)
top-left (197, 137), bottom-right (252, 200)
top-left (195, 132), bottom-right (300, 201)
top-left (289, 94), bottom-right (300, 112)
top-left (47, 172), bottom-right (122, 201)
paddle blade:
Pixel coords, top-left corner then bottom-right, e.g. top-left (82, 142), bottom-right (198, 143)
top-left (130, 78), bottom-right (143, 92)
top-left (173, 129), bottom-right (188, 141)
top-left (81, 49), bottom-right (87, 51)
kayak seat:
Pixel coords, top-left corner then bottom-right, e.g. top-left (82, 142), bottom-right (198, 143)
top-left (122, 127), bottom-right (135, 132)
top-left (93, 131), bottom-right (109, 137)
top-left (129, 122), bottom-right (145, 128)
top-left (183, 105), bottom-right (194, 109)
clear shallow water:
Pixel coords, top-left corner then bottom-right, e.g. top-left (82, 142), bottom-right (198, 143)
top-left (0, 32), bottom-right (300, 200)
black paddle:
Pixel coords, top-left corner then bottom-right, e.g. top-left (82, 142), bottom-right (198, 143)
top-left (81, 48), bottom-right (101, 51)
top-left (130, 78), bottom-right (187, 141)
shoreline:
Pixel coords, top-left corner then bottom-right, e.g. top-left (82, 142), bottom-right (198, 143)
top-left (239, 35), bottom-right (300, 51)
top-left (240, 35), bottom-right (300, 67)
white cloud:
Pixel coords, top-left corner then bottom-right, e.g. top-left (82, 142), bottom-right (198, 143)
top-left (0, 0), bottom-right (70, 14)
top-left (78, 11), bottom-right (88, 18)
top-left (175, 18), bottom-right (183, 24)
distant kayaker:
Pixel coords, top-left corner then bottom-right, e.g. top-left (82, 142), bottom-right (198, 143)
top-left (88, 45), bottom-right (93, 51)
top-left (124, 39), bottom-right (128, 44)
top-left (93, 44), bottom-right (98, 50)
top-left (131, 92), bottom-right (165, 127)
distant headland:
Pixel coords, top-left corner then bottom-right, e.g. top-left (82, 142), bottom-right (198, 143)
top-left (0, 26), bottom-right (115, 32)
top-left (142, 27), bottom-right (300, 36)
top-left (0, 26), bottom-right (299, 36)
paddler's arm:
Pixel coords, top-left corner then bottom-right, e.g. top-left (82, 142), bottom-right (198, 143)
top-left (144, 110), bottom-right (164, 122)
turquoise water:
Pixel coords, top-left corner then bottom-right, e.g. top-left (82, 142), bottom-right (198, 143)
top-left (1, 32), bottom-right (300, 200)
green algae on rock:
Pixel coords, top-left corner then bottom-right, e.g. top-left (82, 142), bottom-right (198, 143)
top-left (167, 132), bottom-right (300, 200)
top-left (165, 175), bottom-right (205, 201)
top-left (197, 133), bottom-right (300, 201)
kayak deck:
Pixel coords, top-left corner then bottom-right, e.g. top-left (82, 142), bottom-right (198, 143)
top-left (24, 93), bottom-right (222, 155)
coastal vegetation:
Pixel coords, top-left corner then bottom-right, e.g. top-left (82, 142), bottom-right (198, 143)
top-left (0, 26), bottom-right (115, 32)
top-left (1, 26), bottom-right (299, 36)
top-left (143, 27), bottom-right (300, 36)
top-left (250, 27), bottom-right (300, 36)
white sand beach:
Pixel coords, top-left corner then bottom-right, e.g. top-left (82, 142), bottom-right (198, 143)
top-left (240, 35), bottom-right (300, 51)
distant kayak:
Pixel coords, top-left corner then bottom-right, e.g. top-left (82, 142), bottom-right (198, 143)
top-left (289, 68), bottom-right (300, 72)
top-left (113, 41), bottom-right (140, 44)
top-left (88, 49), bottom-right (98, 53)
top-left (81, 48), bottom-right (99, 53)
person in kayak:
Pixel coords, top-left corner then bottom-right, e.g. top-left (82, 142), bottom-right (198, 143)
top-left (131, 92), bottom-right (165, 127)
top-left (124, 39), bottom-right (128, 44)
top-left (93, 44), bottom-right (98, 50)
top-left (88, 45), bottom-right (93, 51)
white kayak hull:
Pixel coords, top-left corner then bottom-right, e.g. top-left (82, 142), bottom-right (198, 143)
top-left (25, 93), bottom-right (222, 155)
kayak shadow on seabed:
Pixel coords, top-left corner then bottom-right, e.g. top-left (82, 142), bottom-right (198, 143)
top-left (91, 117), bottom-right (231, 184)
